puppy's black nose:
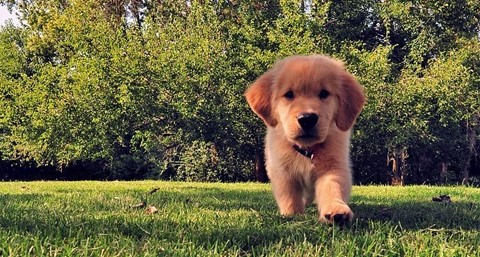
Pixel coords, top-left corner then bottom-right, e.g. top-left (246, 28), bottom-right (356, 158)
top-left (297, 113), bottom-right (318, 130)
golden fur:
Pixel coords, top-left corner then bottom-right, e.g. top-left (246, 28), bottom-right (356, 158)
top-left (245, 55), bottom-right (365, 224)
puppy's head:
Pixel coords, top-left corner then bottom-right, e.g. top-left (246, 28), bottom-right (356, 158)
top-left (245, 55), bottom-right (365, 147)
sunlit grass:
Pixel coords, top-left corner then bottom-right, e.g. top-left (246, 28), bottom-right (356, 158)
top-left (0, 181), bottom-right (479, 256)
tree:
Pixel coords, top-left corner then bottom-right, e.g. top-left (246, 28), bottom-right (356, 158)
top-left (0, 0), bottom-right (479, 183)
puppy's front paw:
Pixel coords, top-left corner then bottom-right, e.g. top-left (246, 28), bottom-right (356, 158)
top-left (320, 203), bottom-right (354, 225)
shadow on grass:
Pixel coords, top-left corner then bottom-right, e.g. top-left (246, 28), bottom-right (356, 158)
top-left (147, 187), bottom-right (480, 228)
top-left (1, 186), bottom-right (479, 255)
top-left (143, 188), bottom-right (480, 254)
top-left (350, 196), bottom-right (480, 231)
top-left (4, 187), bottom-right (477, 230)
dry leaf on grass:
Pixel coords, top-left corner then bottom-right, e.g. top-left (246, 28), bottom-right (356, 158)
top-left (146, 205), bottom-right (158, 214)
top-left (131, 201), bottom-right (147, 209)
top-left (149, 188), bottom-right (160, 194)
top-left (432, 195), bottom-right (452, 203)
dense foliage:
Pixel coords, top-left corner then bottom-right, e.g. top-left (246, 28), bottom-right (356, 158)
top-left (0, 0), bottom-right (479, 184)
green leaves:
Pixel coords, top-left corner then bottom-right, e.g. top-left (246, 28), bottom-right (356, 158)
top-left (0, 0), bottom-right (479, 183)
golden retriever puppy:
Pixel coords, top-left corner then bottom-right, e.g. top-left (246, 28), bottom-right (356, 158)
top-left (245, 55), bottom-right (365, 224)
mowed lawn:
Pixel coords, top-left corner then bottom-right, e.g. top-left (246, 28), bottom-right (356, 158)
top-left (0, 181), bottom-right (479, 256)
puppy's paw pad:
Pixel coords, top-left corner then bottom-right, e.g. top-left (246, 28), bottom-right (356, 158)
top-left (323, 213), bottom-right (351, 226)
top-left (321, 204), bottom-right (353, 225)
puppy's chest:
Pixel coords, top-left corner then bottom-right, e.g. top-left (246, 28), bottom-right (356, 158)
top-left (268, 149), bottom-right (316, 176)
top-left (287, 154), bottom-right (315, 175)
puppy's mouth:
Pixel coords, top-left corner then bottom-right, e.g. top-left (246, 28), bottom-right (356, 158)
top-left (294, 133), bottom-right (320, 145)
top-left (286, 126), bottom-right (324, 147)
top-left (297, 133), bottom-right (318, 140)
top-left (298, 134), bottom-right (317, 139)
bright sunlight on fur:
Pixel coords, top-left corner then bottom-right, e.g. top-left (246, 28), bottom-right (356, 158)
top-left (245, 55), bottom-right (366, 225)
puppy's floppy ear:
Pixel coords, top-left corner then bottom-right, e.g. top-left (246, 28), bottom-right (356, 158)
top-left (336, 72), bottom-right (366, 131)
top-left (244, 69), bottom-right (277, 127)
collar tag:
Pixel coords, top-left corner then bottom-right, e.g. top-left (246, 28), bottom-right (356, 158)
top-left (292, 144), bottom-right (314, 161)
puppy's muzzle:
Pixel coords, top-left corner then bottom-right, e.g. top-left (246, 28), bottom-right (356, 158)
top-left (297, 113), bottom-right (318, 130)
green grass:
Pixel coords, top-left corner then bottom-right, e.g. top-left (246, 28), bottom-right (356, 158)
top-left (0, 181), bottom-right (479, 256)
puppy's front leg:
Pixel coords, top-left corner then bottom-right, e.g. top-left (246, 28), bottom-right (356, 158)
top-left (315, 170), bottom-right (353, 224)
top-left (270, 175), bottom-right (305, 216)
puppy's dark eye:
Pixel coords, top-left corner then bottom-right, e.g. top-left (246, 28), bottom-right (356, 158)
top-left (319, 90), bottom-right (330, 99)
top-left (284, 90), bottom-right (294, 100)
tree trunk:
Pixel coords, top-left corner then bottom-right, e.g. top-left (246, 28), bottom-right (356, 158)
top-left (255, 150), bottom-right (268, 182)
top-left (388, 148), bottom-right (408, 186)
top-left (439, 162), bottom-right (449, 184)
top-left (462, 115), bottom-right (478, 184)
